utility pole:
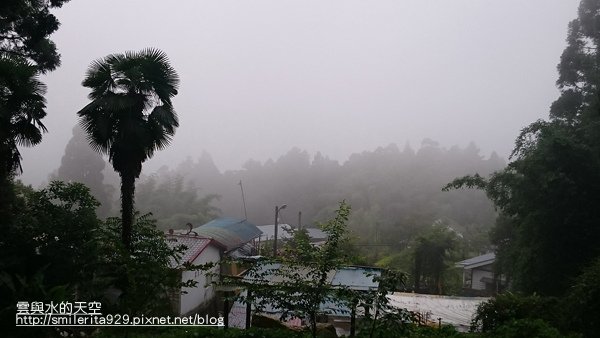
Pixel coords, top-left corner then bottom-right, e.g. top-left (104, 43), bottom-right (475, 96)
top-left (238, 180), bottom-right (248, 220)
top-left (273, 204), bottom-right (287, 257)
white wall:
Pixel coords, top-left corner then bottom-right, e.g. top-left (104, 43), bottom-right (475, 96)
top-left (179, 245), bottom-right (221, 315)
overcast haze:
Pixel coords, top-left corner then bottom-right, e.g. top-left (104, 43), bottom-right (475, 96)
top-left (19, 0), bottom-right (579, 186)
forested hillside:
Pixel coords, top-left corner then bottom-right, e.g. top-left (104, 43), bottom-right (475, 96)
top-left (117, 141), bottom-right (503, 262)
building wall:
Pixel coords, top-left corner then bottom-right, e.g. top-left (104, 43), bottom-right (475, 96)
top-left (179, 245), bottom-right (221, 315)
top-left (471, 269), bottom-right (493, 291)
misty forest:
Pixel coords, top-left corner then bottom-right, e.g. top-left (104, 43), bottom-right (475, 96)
top-left (2, 1), bottom-right (600, 338)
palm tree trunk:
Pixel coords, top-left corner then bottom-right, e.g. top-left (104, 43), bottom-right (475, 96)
top-left (120, 170), bottom-right (136, 252)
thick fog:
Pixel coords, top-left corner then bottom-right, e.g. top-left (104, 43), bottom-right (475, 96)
top-left (18, 0), bottom-right (578, 186)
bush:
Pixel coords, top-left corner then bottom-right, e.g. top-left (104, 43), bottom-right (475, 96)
top-left (491, 319), bottom-right (564, 338)
top-left (471, 293), bottom-right (560, 333)
top-left (561, 256), bottom-right (600, 338)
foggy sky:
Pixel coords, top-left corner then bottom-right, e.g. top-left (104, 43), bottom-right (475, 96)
top-left (19, 0), bottom-right (579, 186)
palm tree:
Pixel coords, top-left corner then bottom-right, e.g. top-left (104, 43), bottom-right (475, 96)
top-left (0, 56), bottom-right (47, 180)
top-left (77, 49), bottom-right (179, 251)
top-left (0, 56), bottom-right (47, 223)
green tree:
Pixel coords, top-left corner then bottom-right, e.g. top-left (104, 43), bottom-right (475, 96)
top-left (411, 222), bottom-right (458, 295)
top-left (135, 172), bottom-right (220, 230)
top-left (0, 0), bottom-right (70, 179)
top-left (0, 181), bottom-right (102, 337)
top-left (0, 57), bottom-right (46, 178)
top-left (77, 49), bottom-right (180, 251)
top-left (53, 125), bottom-right (114, 217)
top-left (0, 0), bottom-right (69, 227)
top-left (0, 57), bottom-right (47, 224)
top-left (445, 0), bottom-right (600, 296)
top-left (98, 213), bottom-right (183, 316)
top-left (0, 0), bottom-right (69, 73)
top-left (562, 256), bottom-right (600, 337)
top-left (234, 201), bottom-right (353, 338)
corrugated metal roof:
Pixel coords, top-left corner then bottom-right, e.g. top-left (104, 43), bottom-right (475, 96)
top-left (165, 234), bottom-right (212, 267)
top-left (193, 217), bottom-right (261, 251)
top-left (244, 263), bottom-right (380, 291)
top-left (244, 262), bottom-right (337, 284)
top-left (455, 253), bottom-right (495, 269)
top-left (240, 263), bottom-right (382, 318)
top-left (331, 266), bottom-right (381, 291)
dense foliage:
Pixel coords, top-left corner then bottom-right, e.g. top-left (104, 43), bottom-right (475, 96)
top-left (124, 142), bottom-right (502, 271)
top-left (561, 256), bottom-right (600, 338)
top-left (0, 181), bottom-right (102, 337)
top-left (470, 293), bottom-right (560, 333)
top-left (0, 0), bottom-right (68, 236)
top-left (135, 170), bottom-right (220, 229)
top-left (445, 0), bottom-right (600, 297)
top-left (410, 223), bottom-right (459, 294)
top-left (0, 181), bottom-right (189, 337)
top-left (231, 202), bottom-right (356, 338)
top-left (0, 0), bottom-right (69, 73)
top-left (97, 213), bottom-right (183, 317)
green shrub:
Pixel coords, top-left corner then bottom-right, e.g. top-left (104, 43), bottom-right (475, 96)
top-left (491, 319), bottom-right (564, 338)
top-left (561, 256), bottom-right (600, 338)
top-left (471, 293), bottom-right (560, 333)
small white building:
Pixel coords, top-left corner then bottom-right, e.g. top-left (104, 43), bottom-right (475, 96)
top-left (455, 253), bottom-right (504, 295)
top-left (166, 233), bottom-right (224, 315)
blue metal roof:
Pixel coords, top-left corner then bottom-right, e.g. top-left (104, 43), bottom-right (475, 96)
top-left (242, 263), bottom-right (381, 317)
top-left (331, 266), bottom-right (381, 291)
top-left (193, 217), bottom-right (261, 251)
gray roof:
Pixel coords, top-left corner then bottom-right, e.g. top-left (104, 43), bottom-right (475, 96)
top-left (456, 253), bottom-right (495, 269)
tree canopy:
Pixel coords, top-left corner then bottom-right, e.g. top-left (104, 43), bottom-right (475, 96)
top-left (446, 0), bottom-right (600, 296)
top-left (77, 48), bottom-right (180, 250)
top-left (0, 0), bottom-right (70, 72)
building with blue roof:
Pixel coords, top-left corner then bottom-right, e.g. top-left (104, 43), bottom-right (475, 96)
top-left (193, 217), bottom-right (262, 253)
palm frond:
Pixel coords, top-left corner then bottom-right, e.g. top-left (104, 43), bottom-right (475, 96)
top-left (147, 105), bottom-right (179, 132)
top-left (0, 56), bottom-right (48, 173)
top-left (13, 120), bottom-right (43, 146)
top-left (77, 48), bottom-right (179, 173)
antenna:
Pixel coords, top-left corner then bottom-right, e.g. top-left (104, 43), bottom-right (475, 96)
top-left (239, 180), bottom-right (248, 220)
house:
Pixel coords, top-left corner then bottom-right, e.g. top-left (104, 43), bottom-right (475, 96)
top-left (194, 218), bottom-right (262, 255)
top-left (455, 253), bottom-right (505, 295)
top-left (192, 217), bottom-right (262, 275)
top-left (166, 218), bottom-right (263, 316)
top-left (166, 233), bottom-right (224, 316)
